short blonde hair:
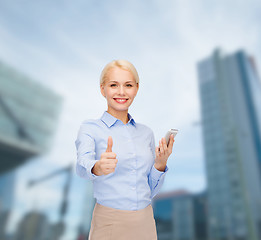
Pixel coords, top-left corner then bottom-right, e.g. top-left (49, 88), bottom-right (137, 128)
top-left (100, 60), bottom-right (139, 86)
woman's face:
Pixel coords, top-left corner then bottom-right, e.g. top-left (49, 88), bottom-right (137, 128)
top-left (100, 67), bottom-right (139, 114)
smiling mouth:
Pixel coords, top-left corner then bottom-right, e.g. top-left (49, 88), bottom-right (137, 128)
top-left (113, 98), bottom-right (128, 103)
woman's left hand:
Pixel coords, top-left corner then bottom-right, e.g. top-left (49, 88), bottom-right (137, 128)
top-left (154, 134), bottom-right (175, 172)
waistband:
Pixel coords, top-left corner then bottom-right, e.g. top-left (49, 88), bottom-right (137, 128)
top-left (94, 203), bottom-right (152, 218)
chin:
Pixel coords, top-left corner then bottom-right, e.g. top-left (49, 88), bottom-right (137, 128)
top-left (109, 104), bottom-right (129, 111)
top-left (115, 107), bottom-right (129, 111)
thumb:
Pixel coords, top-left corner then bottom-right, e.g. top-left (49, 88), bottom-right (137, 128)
top-left (106, 136), bottom-right (113, 152)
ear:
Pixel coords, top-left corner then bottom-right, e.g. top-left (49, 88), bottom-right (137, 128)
top-left (100, 84), bottom-right (106, 98)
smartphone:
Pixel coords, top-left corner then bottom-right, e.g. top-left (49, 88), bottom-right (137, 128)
top-left (165, 129), bottom-right (178, 146)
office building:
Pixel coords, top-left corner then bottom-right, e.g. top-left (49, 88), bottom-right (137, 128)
top-left (153, 190), bottom-right (207, 240)
top-left (13, 211), bottom-right (50, 240)
top-left (0, 171), bottom-right (15, 239)
top-left (77, 181), bottom-right (95, 239)
top-left (0, 60), bottom-right (62, 238)
top-left (197, 49), bottom-right (261, 240)
top-left (0, 60), bottom-right (63, 174)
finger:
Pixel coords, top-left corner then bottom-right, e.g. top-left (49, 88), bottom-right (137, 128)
top-left (103, 158), bottom-right (118, 164)
top-left (162, 137), bottom-right (168, 152)
top-left (103, 152), bottom-right (117, 159)
top-left (165, 137), bottom-right (170, 148)
top-left (168, 134), bottom-right (175, 151)
top-left (102, 166), bottom-right (115, 174)
top-left (106, 136), bottom-right (113, 152)
top-left (104, 169), bottom-right (113, 175)
top-left (102, 158), bottom-right (117, 168)
top-left (104, 163), bottom-right (117, 169)
top-left (105, 166), bottom-right (116, 173)
top-left (160, 139), bottom-right (164, 154)
top-left (155, 146), bottom-right (160, 158)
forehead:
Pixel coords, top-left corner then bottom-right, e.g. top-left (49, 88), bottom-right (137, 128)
top-left (106, 67), bottom-right (135, 82)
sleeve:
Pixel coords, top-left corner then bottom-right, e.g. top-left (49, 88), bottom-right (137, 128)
top-left (75, 123), bottom-right (99, 181)
top-left (148, 130), bottom-right (169, 198)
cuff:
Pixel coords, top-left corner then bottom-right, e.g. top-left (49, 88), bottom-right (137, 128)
top-left (78, 158), bottom-right (99, 181)
top-left (88, 160), bottom-right (99, 180)
top-left (150, 165), bottom-right (169, 180)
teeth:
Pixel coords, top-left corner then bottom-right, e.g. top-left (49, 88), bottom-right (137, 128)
top-left (115, 98), bottom-right (127, 102)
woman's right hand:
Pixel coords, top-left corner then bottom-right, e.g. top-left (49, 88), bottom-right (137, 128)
top-left (91, 136), bottom-right (118, 176)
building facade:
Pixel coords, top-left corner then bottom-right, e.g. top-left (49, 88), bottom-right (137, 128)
top-left (0, 60), bottom-right (63, 174)
top-left (197, 49), bottom-right (261, 240)
top-left (153, 190), bottom-right (207, 240)
top-left (0, 60), bottom-right (63, 239)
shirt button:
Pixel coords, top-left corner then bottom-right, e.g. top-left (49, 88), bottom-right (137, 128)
top-left (131, 186), bottom-right (136, 190)
top-left (132, 169), bottom-right (136, 173)
top-left (132, 153), bottom-right (136, 157)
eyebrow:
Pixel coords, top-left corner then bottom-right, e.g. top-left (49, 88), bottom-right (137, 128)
top-left (108, 80), bottom-right (135, 83)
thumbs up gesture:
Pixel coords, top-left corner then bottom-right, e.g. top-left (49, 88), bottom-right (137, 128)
top-left (91, 136), bottom-right (118, 176)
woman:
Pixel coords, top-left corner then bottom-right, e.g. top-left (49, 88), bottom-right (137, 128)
top-left (75, 60), bottom-right (175, 240)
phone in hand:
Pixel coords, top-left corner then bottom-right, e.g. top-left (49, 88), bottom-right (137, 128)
top-left (165, 129), bottom-right (178, 147)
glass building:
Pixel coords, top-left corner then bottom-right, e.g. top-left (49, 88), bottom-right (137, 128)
top-left (13, 211), bottom-right (50, 240)
top-left (0, 60), bottom-right (63, 174)
top-left (197, 49), bottom-right (261, 240)
top-left (0, 60), bottom-right (63, 238)
top-left (153, 190), bottom-right (207, 240)
top-left (0, 171), bottom-right (15, 239)
top-left (77, 181), bottom-right (95, 239)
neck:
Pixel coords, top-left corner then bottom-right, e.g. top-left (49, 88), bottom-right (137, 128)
top-left (107, 108), bottom-right (129, 124)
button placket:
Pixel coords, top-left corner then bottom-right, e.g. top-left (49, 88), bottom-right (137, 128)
top-left (125, 124), bottom-right (137, 194)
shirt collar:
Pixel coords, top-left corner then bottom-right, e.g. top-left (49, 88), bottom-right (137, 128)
top-left (101, 111), bottom-right (136, 128)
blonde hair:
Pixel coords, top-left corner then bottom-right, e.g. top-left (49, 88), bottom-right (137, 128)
top-left (100, 60), bottom-right (139, 85)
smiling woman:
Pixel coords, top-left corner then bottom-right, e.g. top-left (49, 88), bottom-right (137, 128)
top-left (100, 62), bottom-right (139, 123)
top-left (75, 59), bottom-right (175, 240)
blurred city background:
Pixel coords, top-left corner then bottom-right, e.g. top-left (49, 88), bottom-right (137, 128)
top-left (0, 1), bottom-right (260, 240)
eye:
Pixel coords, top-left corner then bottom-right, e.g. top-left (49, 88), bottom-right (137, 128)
top-left (110, 84), bottom-right (117, 87)
top-left (126, 84), bottom-right (133, 87)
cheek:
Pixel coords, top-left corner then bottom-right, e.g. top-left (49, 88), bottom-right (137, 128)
top-left (129, 89), bottom-right (138, 98)
top-left (103, 88), bottom-right (114, 98)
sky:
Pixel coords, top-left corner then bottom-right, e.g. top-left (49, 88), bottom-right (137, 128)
top-left (0, 0), bottom-right (261, 239)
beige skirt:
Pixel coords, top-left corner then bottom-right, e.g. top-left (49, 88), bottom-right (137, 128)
top-left (88, 203), bottom-right (157, 240)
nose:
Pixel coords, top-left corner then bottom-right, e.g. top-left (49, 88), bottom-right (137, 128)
top-left (118, 85), bottom-right (125, 95)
